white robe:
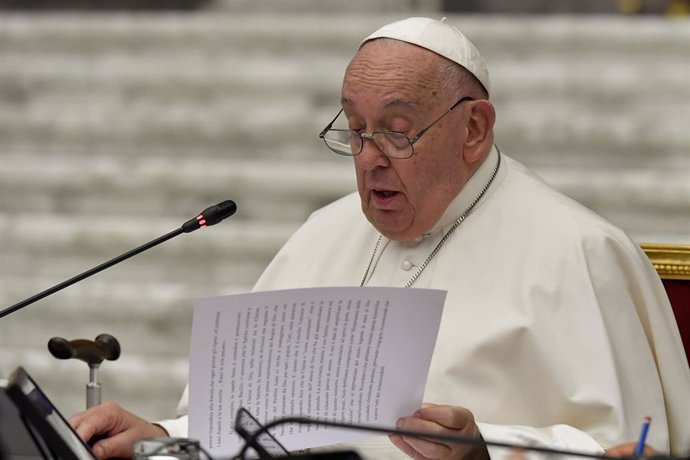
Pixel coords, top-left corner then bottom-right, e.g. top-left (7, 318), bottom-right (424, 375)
top-left (159, 148), bottom-right (690, 458)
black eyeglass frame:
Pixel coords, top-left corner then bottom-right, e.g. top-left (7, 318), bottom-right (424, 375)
top-left (233, 407), bottom-right (291, 459)
top-left (318, 96), bottom-right (475, 159)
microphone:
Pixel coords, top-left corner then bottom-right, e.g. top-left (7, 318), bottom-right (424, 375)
top-left (182, 200), bottom-right (237, 233)
top-left (0, 200), bottom-right (237, 320)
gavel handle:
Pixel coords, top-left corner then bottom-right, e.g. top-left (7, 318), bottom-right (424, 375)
top-left (86, 365), bottom-right (101, 409)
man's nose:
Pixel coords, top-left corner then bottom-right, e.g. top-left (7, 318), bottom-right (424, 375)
top-left (356, 135), bottom-right (390, 171)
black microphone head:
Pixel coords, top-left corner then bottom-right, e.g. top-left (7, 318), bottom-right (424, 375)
top-left (182, 200), bottom-right (237, 233)
top-left (205, 200), bottom-right (237, 226)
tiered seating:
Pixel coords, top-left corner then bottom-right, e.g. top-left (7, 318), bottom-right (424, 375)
top-left (0, 11), bottom-right (687, 420)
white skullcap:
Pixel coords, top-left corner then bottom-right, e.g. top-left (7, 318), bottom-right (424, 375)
top-left (360, 17), bottom-right (491, 95)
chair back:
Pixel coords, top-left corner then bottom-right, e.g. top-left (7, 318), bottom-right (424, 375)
top-left (640, 243), bottom-right (690, 363)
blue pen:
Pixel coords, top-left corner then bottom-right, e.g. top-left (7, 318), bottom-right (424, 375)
top-left (634, 416), bottom-right (651, 456)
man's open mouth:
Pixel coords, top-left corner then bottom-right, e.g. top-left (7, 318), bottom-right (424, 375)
top-left (373, 190), bottom-right (398, 198)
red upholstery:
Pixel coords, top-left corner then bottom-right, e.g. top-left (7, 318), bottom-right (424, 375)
top-left (661, 279), bottom-right (690, 362)
top-left (641, 243), bottom-right (690, 366)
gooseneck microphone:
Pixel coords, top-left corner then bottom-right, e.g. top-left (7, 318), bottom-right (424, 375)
top-left (0, 200), bottom-right (237, 320)
top-left (181, 200), bottom-right (237, 233)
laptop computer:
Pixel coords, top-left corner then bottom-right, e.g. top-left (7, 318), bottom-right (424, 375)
top-left (0, 377), bottom-right (45, 460)
top-left (1, 367), bottom-right (95, 460)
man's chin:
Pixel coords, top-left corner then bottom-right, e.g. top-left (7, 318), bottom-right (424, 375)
top-left (366, 212), bottom-right (418, 242)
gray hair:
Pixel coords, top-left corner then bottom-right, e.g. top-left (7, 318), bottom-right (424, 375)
top-left (438, 59), bottom-right (489, 100)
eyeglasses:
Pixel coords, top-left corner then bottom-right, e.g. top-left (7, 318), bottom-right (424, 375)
top-left (318, 96), bottom-right (474, 159)
top-left (234, 407), bottom-right (290, 459)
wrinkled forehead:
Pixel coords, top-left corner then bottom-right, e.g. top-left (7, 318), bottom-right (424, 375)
top-left (347, 38), bottom-right (448, 78)
top-left (343, 39), bottom-right (451, 105)
top-left (357, 17), bottom-right (491, 95)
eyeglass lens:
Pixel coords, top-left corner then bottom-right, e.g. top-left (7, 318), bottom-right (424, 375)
top-left (324, 130), bottom-right (412, 158)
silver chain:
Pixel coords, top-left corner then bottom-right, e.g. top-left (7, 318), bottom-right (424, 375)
top-left (360, 150), bottom-right (501, 288)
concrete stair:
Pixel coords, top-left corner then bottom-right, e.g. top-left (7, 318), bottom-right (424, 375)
top-left (0, 12), bottom-right (688, 422)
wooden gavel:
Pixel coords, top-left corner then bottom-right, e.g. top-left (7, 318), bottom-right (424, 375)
top-left (48, 334), bottom-right (121, 409)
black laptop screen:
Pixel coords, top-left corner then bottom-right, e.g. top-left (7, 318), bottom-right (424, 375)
top-left (5, 367), bottom-right (95, 460)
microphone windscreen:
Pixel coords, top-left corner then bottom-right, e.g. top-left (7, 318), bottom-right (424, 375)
top-left (182, 200), bottom-right (237, 233)
top-left (205, 200), bottom-right (237, 226)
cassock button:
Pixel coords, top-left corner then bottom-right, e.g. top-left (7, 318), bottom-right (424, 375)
top-left (401, 260), bottom-right (413, 271)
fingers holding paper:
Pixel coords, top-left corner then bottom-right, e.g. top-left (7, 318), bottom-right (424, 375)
top-left (69, 401), bottom-right (167, 459)
top-left (389, 403), bottom-right (489, 460)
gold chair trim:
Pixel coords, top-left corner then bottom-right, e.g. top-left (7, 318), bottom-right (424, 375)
top-left (640, 243), bottom-right (690, 280)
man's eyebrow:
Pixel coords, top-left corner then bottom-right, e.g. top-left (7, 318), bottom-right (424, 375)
top-left (383, 99), bottom-right (418, 110)
top-left (339, 97), bottom-right (418, 110)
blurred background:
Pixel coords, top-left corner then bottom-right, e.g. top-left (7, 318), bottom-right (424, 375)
top-left (0, 0), bottom-right (688, 423)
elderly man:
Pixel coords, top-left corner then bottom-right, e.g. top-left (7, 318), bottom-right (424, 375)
top-left (70, 17), bottom-right (689, 459)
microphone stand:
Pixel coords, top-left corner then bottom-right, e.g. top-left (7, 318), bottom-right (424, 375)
top-left (0, 200), bottom-right (237, 320)
top-left (0, 228), bottom-right (182, 320)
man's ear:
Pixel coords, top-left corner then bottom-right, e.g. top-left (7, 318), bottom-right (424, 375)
top-left (463, 100), bottom-right (495, 164)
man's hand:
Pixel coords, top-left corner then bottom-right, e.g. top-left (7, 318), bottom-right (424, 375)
top-left (389, 403), bottom-right (489, 460)
top-left (69, 401), bottom-right (168, 459)
top-left (606, 442), bottom-right (656, 457)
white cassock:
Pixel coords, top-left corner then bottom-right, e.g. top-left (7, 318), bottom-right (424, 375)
top-left (159, 147), bottom-right (690, 458)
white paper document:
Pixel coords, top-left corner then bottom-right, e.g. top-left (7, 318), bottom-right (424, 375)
top-left (188, 286), bottom-right (446, 456)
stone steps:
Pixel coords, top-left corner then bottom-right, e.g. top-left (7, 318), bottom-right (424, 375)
top-left (1, 14), bottom-right (687, 53)
top-left (1, 88), bottom-right (686, 160)
top-left (0, 152), bottom-right (355, 219)
top-left (0, 152), bottom-right (685, 228)
top-left (0, 211), bottom-right (296, 284)
top-left (0, 16), bottom-right (687, 163)
top-left (1, 15), bottom-right (687, 165)
top-left (0, 12), bottom-right (688, 422)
